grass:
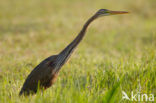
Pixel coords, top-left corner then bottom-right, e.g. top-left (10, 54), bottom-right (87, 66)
top-left (0, 0), bottom-right (156, 103)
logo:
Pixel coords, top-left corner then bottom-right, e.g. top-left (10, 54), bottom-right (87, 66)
top-left (122, 91), bottom-right (154, 102)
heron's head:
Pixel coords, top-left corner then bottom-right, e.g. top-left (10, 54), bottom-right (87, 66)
top-left (96, 9), bottom-right (129, 17)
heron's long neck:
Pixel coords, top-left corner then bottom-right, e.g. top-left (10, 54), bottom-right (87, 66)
top-left (56, 14), bottom-right (97, 67)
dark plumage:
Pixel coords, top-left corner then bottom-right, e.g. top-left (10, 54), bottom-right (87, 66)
top-left (19, 9), bottom-right (128, 96)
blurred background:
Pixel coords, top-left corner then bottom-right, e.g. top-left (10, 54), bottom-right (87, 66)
top-left (0, 0), bottom-right (155, 58)
top-left (0, 0), bottom-right (155, 102)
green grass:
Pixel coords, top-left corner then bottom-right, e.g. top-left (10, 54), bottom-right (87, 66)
top-left (0, 0), bottom-right (156, 103)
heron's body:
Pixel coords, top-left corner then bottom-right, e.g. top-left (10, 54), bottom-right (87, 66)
top-left (19, 55), bottom-right (58, 95)
top-left (19, 9), bottom-right (128, 96)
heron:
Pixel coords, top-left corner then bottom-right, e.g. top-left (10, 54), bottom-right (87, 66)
top-left (19, 9), bottom-right (128, 96)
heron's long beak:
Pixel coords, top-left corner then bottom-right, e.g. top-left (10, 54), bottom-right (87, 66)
top-left (109, 10), bottom-right (129, 15)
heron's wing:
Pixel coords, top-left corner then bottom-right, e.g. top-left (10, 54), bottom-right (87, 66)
top-left (21, 55), bottom-right (57, 92)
